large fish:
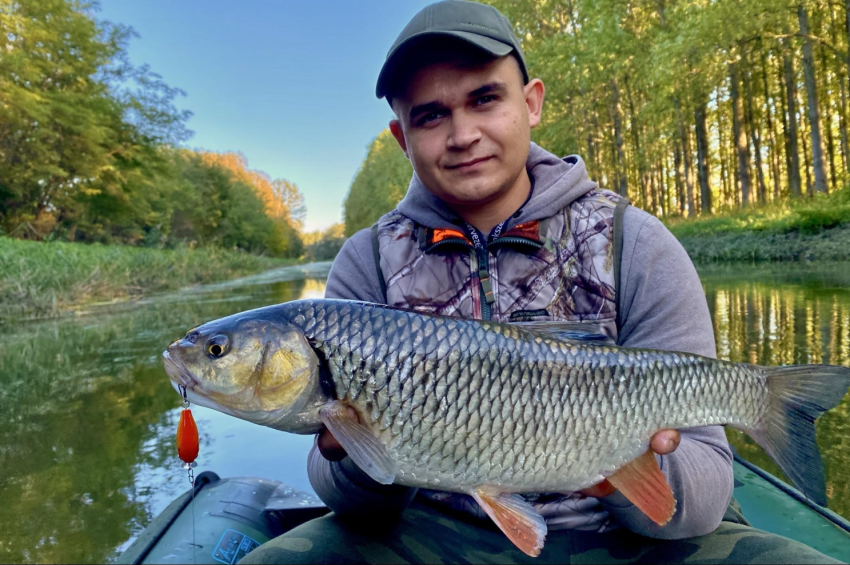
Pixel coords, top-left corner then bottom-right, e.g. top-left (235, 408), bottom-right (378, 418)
top-left (163, 299), bottom-right (850, 557)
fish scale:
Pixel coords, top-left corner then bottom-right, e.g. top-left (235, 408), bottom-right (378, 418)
top-left (301, 302), bottom-right (714, 490)
top-left (166, 298), bottom-right (850, 557)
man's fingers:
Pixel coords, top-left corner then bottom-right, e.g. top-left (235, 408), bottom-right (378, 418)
top-left (578, 479), bottom-right (617, 498)
top-left (317, 429), bottom-right (347, 461)
top-left (316, 406), bottom-right (360, 461)
top-left (650, 429), bottom-right (681, 455)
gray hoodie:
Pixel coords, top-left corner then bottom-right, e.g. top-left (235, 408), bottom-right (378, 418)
top-left (312, 143), bottom-right (734, 539)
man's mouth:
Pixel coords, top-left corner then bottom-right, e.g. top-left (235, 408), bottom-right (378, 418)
top-left (446, 156), bottom-right (493, 170)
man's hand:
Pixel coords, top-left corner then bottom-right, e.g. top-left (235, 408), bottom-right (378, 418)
top-left (315, 405), bottom-right (359, 461)
top-left (578, 429), bottom-right (681, 498)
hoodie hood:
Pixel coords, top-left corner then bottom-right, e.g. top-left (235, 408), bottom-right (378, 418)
top-left (396, 143), bottom-right (598, 230)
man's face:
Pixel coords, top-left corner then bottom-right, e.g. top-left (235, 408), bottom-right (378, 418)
top-left (389, 54), bottom-right (544, 211)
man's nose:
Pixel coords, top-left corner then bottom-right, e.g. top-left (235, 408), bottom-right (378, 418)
top-left (447, 111), bottom-right (481, 149)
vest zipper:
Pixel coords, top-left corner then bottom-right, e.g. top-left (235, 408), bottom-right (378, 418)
top-left (476, 247), bottom-right (495, 320)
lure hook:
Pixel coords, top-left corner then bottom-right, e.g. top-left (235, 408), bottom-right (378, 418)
top-left (178, 383), bottom-right (189, 409)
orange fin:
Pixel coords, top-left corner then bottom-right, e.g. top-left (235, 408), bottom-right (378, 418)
top-left (607, 450), bottom-right (677, 526)
top-left (472, 488), bottom-right (547, 557)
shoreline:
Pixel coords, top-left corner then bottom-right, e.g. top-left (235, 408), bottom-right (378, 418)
top-left (0, 237), bottom-right (302, 324)
top-left (672, 224), bottom-right (850, 263)
top-left (4, 223), bottom-right (848, 323)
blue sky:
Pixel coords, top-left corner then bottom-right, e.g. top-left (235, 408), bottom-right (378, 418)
top-left (97, 0), bottom-right (434, 232)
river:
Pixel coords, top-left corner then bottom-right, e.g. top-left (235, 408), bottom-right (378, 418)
top-left (0, 261), bottom-right (848, 563)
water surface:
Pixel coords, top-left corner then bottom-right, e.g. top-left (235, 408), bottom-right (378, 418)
top-left (0, 261), bottom-right (848, 563)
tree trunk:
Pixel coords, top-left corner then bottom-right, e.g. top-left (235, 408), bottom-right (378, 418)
top-left (718, 87), bottom-right (731, 206)
top-left (611, 79), bottom-right (629, 197)
top-left (730, 62), bottom-right (751, 206)
top-left (624, 75), bottom-right (649, 208)
top-left (742, 51), bottom-right (767, 203)
top-left (783, 46), bottom-right (802, 197)
top-left (829, 3), bottom-right (849, 177)
top-left (762, 51), bottom-right (781, 200)
top-left (798, 5), bottom-right (829, 193)
top-left (674, 141), bottom-right (684, 214)
top-left (695, 97), bottom-right (712, 213)
top-left (819, 41), bottom-right (837, 190)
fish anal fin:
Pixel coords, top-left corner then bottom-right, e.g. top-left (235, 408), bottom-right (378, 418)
top-left (472, 488), bottom-right (547, 557)
top-left (319, 401), bottom-right (396, 485)
top-left (607, 450), bottom-right (677, 526)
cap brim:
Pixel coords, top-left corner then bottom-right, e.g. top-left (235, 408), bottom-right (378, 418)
top-left (376, 31), bottom-right (514, 99)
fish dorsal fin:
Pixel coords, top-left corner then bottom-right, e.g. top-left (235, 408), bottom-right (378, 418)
top-left (607, 450), bottom-right (677, 526)
top-left (319, 401), bottom-right (396, 485)
top-left (512, 321), bottom-right (614, 344)
top-left (472, 488), bottom-right (547, 557)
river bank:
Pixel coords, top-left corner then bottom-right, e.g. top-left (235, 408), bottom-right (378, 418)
top-left (673, 223), bottom-right (850, 262)
top-left (667, 190), bottom-right (850, 262)
top-left (0, 237), bottom-right (300, 323)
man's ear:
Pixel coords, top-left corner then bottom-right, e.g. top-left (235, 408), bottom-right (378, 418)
top-left (524, 79), bottom-right (546, 129)
top-left (389, 119), bottom-right (409, 158)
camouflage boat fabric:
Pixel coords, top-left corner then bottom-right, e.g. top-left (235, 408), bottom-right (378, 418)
top-left (241, 500), bottom-right (838, 564)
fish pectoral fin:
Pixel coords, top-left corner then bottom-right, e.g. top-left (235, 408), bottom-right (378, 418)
top-left (607, 450), bottom-right (677, 526)
top-left (319, 401), bottom-right (396, 485)
top-left (471, 487), bottom-right (547, 557)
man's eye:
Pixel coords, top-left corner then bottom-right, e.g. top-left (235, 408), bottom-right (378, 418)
top-left (475, 95), bottom-right (496, 106)
top-left (418, 112), bottom-right (444, 125)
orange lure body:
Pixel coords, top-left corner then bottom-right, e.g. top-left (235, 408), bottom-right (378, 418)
top-left (177, 408), bottom-right (199, 464)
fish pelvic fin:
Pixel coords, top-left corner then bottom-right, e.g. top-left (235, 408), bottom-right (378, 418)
top-left (747, 364), bottom-right (850, 507)
top-left (472, 487), bottom-right (547, 558)
top-left (319, 401), bottom-right (396, 485)
top-left (607, 450), bottom-right (677, 526)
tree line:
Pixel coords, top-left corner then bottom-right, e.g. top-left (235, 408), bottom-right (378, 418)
top-left (344, 0), bottom-right (850, 237)
top-left (489, 0), bottom-right (850, 215)
top-left (0, 0), bottom-right (305, 257)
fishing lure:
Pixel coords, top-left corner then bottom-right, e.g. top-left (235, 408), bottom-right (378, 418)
top-left (177, 385), bottom-right (199, 484)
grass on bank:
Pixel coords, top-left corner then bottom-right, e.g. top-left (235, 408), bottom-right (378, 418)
top-left (666, 189), bottom-right (850, 262)
top-left (0, 237), bottom-right (299, 322)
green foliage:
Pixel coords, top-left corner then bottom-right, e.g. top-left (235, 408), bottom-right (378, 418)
top-left (0, 235), bottom-right (298, 321)
top-left (303, 223), bottom-right (346, 261)
top-left (666, 188), bottom-right (850, 237)
top-left (0, 0), bottom-right (305, 259)
top-left (343, 130), bottom-right (412, 237)
top-left (667, 189), bottom-right (850, 261)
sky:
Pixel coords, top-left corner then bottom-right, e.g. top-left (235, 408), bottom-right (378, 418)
top-left (97, 0), bottom-right (434, 233)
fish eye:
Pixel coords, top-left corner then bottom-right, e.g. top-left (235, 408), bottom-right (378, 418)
top-left (206, 334), bottom-right (230, 358)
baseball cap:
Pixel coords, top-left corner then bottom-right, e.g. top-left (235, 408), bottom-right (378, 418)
top-left (376, 0), bottom-right (528, 99)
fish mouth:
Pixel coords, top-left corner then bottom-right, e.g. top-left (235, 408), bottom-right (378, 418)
top-left (163, 350), bottom-right (200, 390)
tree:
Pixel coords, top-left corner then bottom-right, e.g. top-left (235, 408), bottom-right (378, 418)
top-left (343, 130), bottom-right (412, 236)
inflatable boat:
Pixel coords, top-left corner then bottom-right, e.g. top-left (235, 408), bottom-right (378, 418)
top-left (116, 455), bottom-right (850, 564)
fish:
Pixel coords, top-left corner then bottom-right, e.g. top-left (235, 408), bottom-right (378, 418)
top-left (162, 299), bottom-right (850, 557)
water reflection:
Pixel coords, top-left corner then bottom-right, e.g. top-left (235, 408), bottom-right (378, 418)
top-left (0, 264), bottom-right (330, 564)
top-left (1, 261), bottom-right (849, 563)
top-left (699, 263), bottom-right (850, 520)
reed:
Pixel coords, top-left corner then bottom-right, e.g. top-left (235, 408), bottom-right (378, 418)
top-left (0, 238), bottom-right (298, 322)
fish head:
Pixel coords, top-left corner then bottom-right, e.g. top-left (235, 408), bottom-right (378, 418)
top-left (163, 312), bottom-right (325, 433)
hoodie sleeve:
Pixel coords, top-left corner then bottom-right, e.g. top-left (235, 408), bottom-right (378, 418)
top-left (599, 206), bottom-right (734, 539)
top-left (308, 229), bottom-right (418, 517)
top-left (324, 229), bottom-right (385, 304)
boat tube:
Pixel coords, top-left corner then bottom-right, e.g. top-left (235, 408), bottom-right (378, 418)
top-left (118, 456), bottom-right (850, 564)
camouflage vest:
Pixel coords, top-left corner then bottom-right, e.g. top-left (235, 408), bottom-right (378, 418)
top-left (371, 188), bottom-right (630, 341)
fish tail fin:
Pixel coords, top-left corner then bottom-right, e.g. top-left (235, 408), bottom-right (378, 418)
top-left (747, 365), bottom-right (850, 506)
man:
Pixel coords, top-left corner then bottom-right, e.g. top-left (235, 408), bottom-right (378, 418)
top-left (243, 2), bottom-right (837, 563)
